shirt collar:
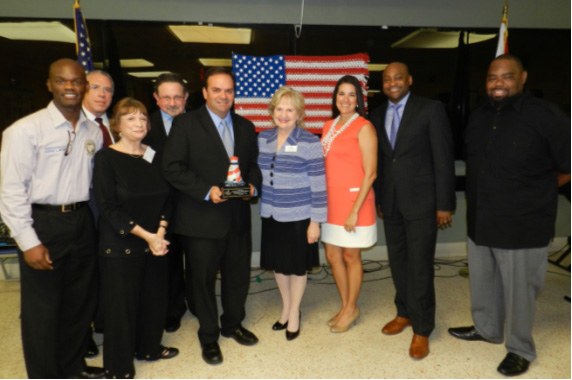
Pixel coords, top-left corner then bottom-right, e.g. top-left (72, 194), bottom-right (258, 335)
top-left (82, 106), bottom-right (108, 123)
top-left (205, 105), bottom-right (232, 128)
top-left (487, 91), bottom-right (527, 112)
top-left (387, 91), bottom-right (411, 109)
top-left (160, 109), bottom-right (174, 123)
top-left (48, 101), bottom-right (91, 130)
top-left (266, 126), bottom-right (300, 144)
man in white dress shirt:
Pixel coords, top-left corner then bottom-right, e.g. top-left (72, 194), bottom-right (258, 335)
top-left (0, 58), bottom-right (104, 379)
top-left (83, 70), bottom-right (115, 145)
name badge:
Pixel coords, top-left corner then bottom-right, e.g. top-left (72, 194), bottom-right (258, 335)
top-left (285, 145), bottom-right (298, 153)
top-left (142, 147), bottom-right (156, 163)
top-left (350, 188), bottom-right (360, 192)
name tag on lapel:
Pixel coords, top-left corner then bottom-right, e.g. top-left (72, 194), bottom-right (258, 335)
top-left (285, 145), bottom-right (298, 153)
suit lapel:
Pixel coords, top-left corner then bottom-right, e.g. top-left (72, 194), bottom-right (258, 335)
top-left (377, 104), bottom-right (393, 154)
top-left (198, 105), bottom-right (230, 158)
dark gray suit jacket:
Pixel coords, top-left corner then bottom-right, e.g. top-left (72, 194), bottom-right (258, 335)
top-left (162, 104), bottom-right (262, 239)
top-left (371, 93), bottom-right (455, 220)
top-left (143, 109), bottom-right (168, 155)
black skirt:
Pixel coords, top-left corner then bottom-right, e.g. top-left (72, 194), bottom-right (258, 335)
top-left (260, 217), bottom-right (319, 276)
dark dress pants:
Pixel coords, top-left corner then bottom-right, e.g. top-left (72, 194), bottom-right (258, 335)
top-left (383, 209), bottom-right (437, 337)
top-left (102, 253), bottom-right (168, 378)
top-left (166, 234), bottom-right (191, 320)
top-left (19, 206), bottom-right (97, 379)
top-left (181, 207), bottom-right (252, 345)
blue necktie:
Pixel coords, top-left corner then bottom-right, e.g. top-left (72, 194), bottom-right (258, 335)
top-left (221, 120), bottom-right (234, 157)
top-left (389, 104), bottom-right (402, 150)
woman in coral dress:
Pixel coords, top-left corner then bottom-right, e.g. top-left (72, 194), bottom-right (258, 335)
top-left (321, 75), bottom-right (378, 333)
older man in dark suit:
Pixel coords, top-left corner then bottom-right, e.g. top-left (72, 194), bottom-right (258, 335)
top-left (370, 62), bottom-right (456, 359)
top-left (163, 67), bottom-right (262, 365)
top-left (143, 73), bottom-right (190, 333)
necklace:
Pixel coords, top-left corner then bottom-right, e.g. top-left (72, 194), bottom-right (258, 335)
top-left (321, 112), bottom-right (359, 157)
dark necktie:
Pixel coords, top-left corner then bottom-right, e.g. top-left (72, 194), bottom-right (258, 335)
top-left (95, 117), bottom-right (113, 148)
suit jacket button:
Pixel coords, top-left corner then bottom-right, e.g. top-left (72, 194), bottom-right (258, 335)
top-left (125, 249), bottom-right (131, 255)
top-left (119, 229), bottom-right (125, 235)
top-left (144, 248), bottom-right (150, 253)
top-left (129, 221), bottom-right (134, 225)
top-left (105, 249), bottom-right (111, 254)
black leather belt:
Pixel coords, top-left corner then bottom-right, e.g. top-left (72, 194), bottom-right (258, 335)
top-left (32, 202), bottom-right (87, 213)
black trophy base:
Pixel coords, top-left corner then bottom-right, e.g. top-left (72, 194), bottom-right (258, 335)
top-left (221, 185), bottom-right (251, 199)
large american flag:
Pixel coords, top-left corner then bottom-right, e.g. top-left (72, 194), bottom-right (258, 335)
top-left (74, 1), bottom-right (94, 73)
top-left (232, 53), bottom-right (369, 134)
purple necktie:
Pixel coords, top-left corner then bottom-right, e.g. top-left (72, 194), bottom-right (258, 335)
top-left (389, 104), bottom-right (402, 150)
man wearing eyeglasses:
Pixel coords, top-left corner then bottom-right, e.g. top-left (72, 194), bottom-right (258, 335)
top-left (0, 59), bottom-right (104, 378)
top-left (144, 73), bottom-right (190, 334)
top-left (83, 70), bottom-right (115, 146)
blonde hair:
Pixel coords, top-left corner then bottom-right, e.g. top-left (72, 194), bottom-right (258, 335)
top-left (109, 97), bottom-right (150, 141)
top-left (268, 86), bottom-right (306, 128)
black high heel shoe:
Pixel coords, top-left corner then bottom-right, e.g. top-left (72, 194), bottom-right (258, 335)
top-left (285, 312), bottom-right (301, 341)
top-left (272, 320), bottom-right (288, 330)
top-left (286, 329), bottom-right (300, 341)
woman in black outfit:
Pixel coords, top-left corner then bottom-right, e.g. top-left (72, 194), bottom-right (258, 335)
top-left (93, 98), bottom-right (178, 379)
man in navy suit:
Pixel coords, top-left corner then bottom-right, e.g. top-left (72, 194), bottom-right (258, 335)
top-left (370, 62), bottom-right (456, 359)
top-left (144, 73), bottom-right (190, 333)
top-left (163, 67), bottom-right (262, 365)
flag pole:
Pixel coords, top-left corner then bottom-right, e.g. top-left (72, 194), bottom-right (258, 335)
top-left (495, 0), bottom-right (509, 57)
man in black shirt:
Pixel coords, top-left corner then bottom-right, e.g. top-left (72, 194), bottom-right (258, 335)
top-left (449, 54), bottom-right (570, 377)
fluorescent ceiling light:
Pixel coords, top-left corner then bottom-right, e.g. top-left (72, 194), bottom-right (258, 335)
top-left (118, 59), bottom-right (154, 68)
top-left (128, 71), bottom-right (172, 78)
top-left (0, 21), bottom-right (75, 43)
top-left (169, 25), bottom-right (252, 44)
top-left (94, 59), bottom-right (154, 70)
top-left (392, 29), bottom-right (496, 49)
top-left (368, 64), bottom-right (388, 72)
top-left (199, 58), bottom-right (232, 67)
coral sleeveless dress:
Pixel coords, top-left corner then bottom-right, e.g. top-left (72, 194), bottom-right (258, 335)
top-left (320, 115), bottom-right (377, 248)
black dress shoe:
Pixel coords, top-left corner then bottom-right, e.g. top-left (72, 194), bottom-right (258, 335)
top-left (135, 345), bottom-right (179, 361)
top-left (272, 320), bottom-right (288, 330)
top-left (497, 352), bottom-right (530, 376)
top-left (222, 326), bottom-right (259, 346)
top-left (85, 336), bottom-right (99, 358)
top-left (165, 316), bottom-right (181, 333)
top-left (73, 366), bottom-right (105, 379)
top-left (201, 342), bottom-right (223, 365)
top-left (448, 326), bottom-right (489, 341)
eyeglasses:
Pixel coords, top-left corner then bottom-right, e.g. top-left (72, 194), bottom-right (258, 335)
top-left (64, 130), bottom-right (76, 156)
top-left (89, 84), bottom-right (114, 94)
top-left (158, 95), bottom-right (185, 102)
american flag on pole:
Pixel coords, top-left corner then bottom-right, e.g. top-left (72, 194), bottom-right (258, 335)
top-left (74, 0), bottom-right (94, 72)
top-left (232, 53), bottom-right (369, 134)
top-left (495, 0), bottom-right (509, 57)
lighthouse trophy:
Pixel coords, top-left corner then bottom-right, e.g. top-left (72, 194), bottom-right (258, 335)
top-left (221, 156), bottom-right (251, 199)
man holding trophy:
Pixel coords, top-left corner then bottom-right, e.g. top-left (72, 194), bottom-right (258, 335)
top-left (163, 67), bottom-right (262, 365)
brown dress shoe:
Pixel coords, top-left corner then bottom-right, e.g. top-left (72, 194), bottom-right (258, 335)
top-left (409, 334), bottom-right (429, 359)
top-left (381, 316), bottom-right (411, 335)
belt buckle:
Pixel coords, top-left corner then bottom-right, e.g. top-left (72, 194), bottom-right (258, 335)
top-left (61, 203), bottom-right (75, 213)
